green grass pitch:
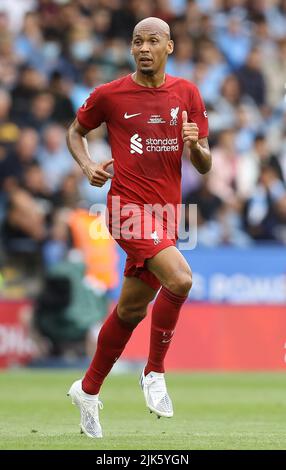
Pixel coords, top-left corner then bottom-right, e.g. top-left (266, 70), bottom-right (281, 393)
top-left (0, 370), bottom-right (286, 450)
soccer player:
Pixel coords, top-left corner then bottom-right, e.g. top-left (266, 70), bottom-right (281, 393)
top-left (66, 17), bottom-right (211, 438)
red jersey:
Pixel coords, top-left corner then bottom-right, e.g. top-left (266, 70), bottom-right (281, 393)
top-left (77, 73), bottom-right (208, 213)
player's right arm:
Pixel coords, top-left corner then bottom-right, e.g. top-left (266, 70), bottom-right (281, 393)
top-left (66, 118), bottom-right (113, 187)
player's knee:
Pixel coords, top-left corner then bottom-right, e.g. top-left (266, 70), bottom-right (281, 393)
top-left (166, 272), bottom-right (192, 296)
top-left (117, 304), bottom-right (147, 326)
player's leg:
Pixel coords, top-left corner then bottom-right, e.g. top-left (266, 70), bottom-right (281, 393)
top-left (68, 275), bottom-right (157, 437)
top-left (82, 275), bottom-right (157, 395)
top-left (147, 245), bottom-right (192, 296)
top-left (146, 245), bottom-right (192, 374)
top-left (117, 275), bottom-right (158, 325)
top-left (140, 246), bottom-right (192, 418)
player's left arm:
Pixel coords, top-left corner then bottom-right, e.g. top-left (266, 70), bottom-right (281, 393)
top-left (182, 110), bottom-right (212, 174)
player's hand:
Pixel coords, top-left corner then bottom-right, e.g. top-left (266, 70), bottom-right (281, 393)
top-left (83, 159), bottom-right (114, 187)
top-left (182, 111), bottom-right (199, 149)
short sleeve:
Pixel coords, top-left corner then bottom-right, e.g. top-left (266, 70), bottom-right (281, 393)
top-left (188, 85), bottom-right (209, 139)
top-left (77, 86), bottom-right (106, 131)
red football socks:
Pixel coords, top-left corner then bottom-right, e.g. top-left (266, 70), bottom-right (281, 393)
top-left (82, 306), bottom-right (136, 395)
top-left (144, 286), bottom-right (187, 376)
top-left (82, 287), bottom-right (187, 394)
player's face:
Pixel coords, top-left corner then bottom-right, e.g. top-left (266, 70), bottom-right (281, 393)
top-left (131, 31), bottom-right (173, 76)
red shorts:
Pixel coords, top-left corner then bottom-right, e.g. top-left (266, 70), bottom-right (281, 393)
top-left (118, 237), bottom-right (176, 291)
top-left (107, 201), bottom-right (177, 290)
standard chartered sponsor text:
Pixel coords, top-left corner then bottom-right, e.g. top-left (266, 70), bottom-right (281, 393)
top-left (146, 137), bottom-right (179, 152)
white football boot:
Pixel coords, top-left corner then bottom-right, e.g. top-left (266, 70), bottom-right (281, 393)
top-left (140, 370), bottom-right (173, 418)
top-left (67, 379), bottom-right (103, 438)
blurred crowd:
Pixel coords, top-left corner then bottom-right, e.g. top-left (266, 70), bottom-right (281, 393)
top-left (0, 0), bottom-right (286, 277)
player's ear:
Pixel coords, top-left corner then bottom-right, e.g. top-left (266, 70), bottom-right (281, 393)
top-left (167, 40), bottom-right (174, 55)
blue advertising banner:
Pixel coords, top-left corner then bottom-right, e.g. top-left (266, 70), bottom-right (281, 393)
top-left (185, 246), bottom-right (286, 304)
top-left (112, 245), bottom-right (286, 304)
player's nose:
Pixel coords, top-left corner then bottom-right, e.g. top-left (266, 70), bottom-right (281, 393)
top-left (140, 41), bottom-right (150, 52)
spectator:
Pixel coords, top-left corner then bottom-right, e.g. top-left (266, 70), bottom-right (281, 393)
top-left (209, 74), bottom-right (242, 131)
top-left (0, 18), bottom-right (21, 89)
top-left (251, 13), bottom-right (277, 62)
top-left (0, 88), bottom-right (19, 146)
top-left (2, 187), bottom-right (47, 253)
top-left (244, 163), bottom-right (286, 242)
top-left (194, 39), bottom-right (229, 104)
top-left (207, 128), bottom-right (240, 205)
top-left (22, 162), bottom-right (53, 206)
top-left (68, 16), bottom-right (95, 65)
top-left (11, 65), bottom-right (46, 123)
top-left (236, 47), bottom-right (266, 108)
top-left (265, 0), bottom-right (286, 39)
top-left (237, 133), bottom-right (283, 199)
top-left (0, 128), bottom-right (38, 191)
top-left (48, 72), bottom-right (75, 126)
top-left (53, 173), bottom-right (81, 210)
top-left (38, 124), bottom-right (74, 192)
top-left (181, 151), bottom-right (202, 202)
top-left (262, 38), bottom-right (286, 109)
top-left (0, 0), bottom-right (36, 34)
top-left (166, 34), bottom-right (194, 80)
top-left (70, 63), bottom-right (103, 111)
top-left (215, 12), bottom-right (252, 69)
top-left (91, 8), bottom-right (112, 41)
top-left (24, 90), bottom-right (56, 132)
top-left (14, 11), bottom-right (45, 72)
top-left (184, 174), bottom-right (223, 230)
top-left (234, 103), bottom-right (262, 153)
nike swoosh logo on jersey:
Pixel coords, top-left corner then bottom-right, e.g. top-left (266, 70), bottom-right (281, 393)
top-left (124, 112), bottom-right (141, 119)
